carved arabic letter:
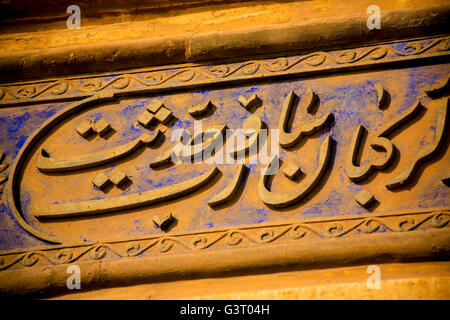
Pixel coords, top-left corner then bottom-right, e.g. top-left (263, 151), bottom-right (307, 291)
top-left (188, 100), bottom-right (214, 117)
top-left (33, 166), bottom-right (220, 219)
top-left (346, 125), bottom-right (394, 182)
top-left (278, 90), bottom-right (332, 148)
top-left (37, 131), bottom-right (161, 173)
top-left (346, 125), bottom-right (371, 181)
top-left (345, 101), bottom-right (422, 182)
top-left (258, 135), bottom-right (332, 208)
top-left (302, 87), bottom-right (318, 113)
top-left (238, 94), bottom-right (261, 112)
top-left (386, 97), bottom-right (449, 189)
top-left (208, 164), bottom-right (246, 208)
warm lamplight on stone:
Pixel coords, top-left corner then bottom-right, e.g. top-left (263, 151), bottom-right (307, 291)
top-left (0, 0), bottom-right (448, 300)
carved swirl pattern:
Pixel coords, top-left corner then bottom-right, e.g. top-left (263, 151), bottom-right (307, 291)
top-left (0, 37), bottom-right (448, 105)
top-left (0, 210), bottom-right (448, 271)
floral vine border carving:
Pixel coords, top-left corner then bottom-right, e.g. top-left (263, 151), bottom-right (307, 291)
top-left (0, 36), bottom-right (448, 106)
top-left (0, 210), bottom-right (448, 272)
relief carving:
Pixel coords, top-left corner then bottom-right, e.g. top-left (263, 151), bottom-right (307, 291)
top-left (0, 40), bottom-right (448, 250)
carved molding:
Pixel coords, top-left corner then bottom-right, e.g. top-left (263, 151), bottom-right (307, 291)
top-left (0, 36), bottom-right (448, 106)
top-left (0, 209), bottom-right (448, 272)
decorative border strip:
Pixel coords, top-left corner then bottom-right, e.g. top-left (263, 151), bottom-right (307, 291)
top-left (0, 36), bottom-right (448, 106)
top-left (1, 210), bottom-right (448, 272)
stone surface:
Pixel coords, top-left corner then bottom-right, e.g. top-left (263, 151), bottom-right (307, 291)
top-left (47, 261), bottom-right (450, 300)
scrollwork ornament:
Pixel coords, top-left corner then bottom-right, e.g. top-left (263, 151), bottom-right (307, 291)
top-left (177, 70), bottom-right (196, 82)
top-left (16, 85), bottom-right (36, 99)
top-left (90, 245), bottom-right (107, 260)
top-left (49, 81), bottom-right (69, 95)
top-left (368, 47), bottom-right (388, 60)
top-left (436, 39), bottom-right (450, 51)
top-left (226, 231), bottom-right (244, 246)
top-left (430, 212), bottom-right (449, 228)
top-left (125, 242), bottom-right (141, 256)
top-left (326, 223), bottom-right (344, 237)
top-left (191, 235), bottom-right (209, 249)
top-left (158, 238), bottom-right (174, 253)
top-left (336, 50), bottom-right (357, 64)
top-left (398, 217), bottom-right (415, 231)
top-left (22, 252), bottom-right (39, 267)
top-left (258, 229), bottom-right (275, 242)
top-left (56, 249), bottom-right (73, 264)
top-left (239, 62), bottom-right (260, 75)
top-left (0, 211), bottom-right (449, 272)
top-left (0, 37), bottom-right (448, 104)
top-left (144, 73), bottom-right (163, 84)
top-left (304, 53), bottom-right (327, 66)
top-left (79, 79), bottom-right (102, 92)
top-left (266, 57), bottom-right (289, 71)
top-left (111, 75), bottom-right (131, 89)
top-left (362, 219), bottom-right (381, 233)
top-left (289, 224), bottom-right (307, 239)
top-left (210, 65), bottom-right (230, 77)
top-left (402, 42), bottom-right (423, 54)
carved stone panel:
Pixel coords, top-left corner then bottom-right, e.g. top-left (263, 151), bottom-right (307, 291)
top-left (0, 37), bottom-right (448, 287)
